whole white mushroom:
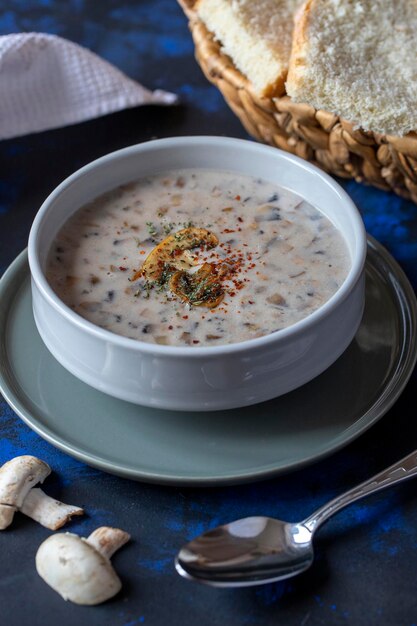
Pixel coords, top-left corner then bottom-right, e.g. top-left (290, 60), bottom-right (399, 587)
top-left (36, 526), bottom-right (131, 605)
top-left (0, 455), bottom-right (83, 530)
top-left (0, 455), bottom-right (50, 529)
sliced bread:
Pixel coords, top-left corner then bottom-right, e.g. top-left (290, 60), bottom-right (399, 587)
top-left (286, 0), bottom-right (417, 136)
top-left (196, 0), bottom-right (302, 97)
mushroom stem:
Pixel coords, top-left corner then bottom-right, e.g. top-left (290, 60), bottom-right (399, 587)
top-left (86, 526), bottom-right (131, 560)
top-left (0, 456), bottom-right (51, 529)
top-left (20, 488), bottom-right (84, 530)
top-left (0, 504), bottom-right (16, 530)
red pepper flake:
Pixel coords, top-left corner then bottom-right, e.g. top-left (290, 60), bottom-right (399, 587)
top-left (237, 216), bottom-right (244, 223)
top-left (248, 300), bottom-right (254, 305)
top-left (235, 195), bottom-right (241, 201)
top-left (119, 266), bottom-right (128, 271)
top-left (182, 315), bottom-right (188, 320)
top-left (139, 251), bottom-right (146, 255)
top-left (223, 228), bottom-right (235, 233)
top-left (192, 340), bottom-right (200, 344)
top-left (229, 291), bottom-right (236, 297)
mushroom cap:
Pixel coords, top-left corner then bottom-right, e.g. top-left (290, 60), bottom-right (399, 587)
top-left (36, 533), bottom-right (122, 605)
top-left (0, 455), bottom-right (51, 507)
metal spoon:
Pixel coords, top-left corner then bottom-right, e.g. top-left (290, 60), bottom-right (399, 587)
top-left (175, 449), bottom-right (417, 587)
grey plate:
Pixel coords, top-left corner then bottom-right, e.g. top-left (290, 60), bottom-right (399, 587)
top-left (0, 239), bottom-right (416, 485)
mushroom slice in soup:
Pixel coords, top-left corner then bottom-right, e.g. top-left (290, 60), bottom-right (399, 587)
top-left (169, 263), bottom-right (224, 308)
top-left (133, 227), bottom-right (219, 283)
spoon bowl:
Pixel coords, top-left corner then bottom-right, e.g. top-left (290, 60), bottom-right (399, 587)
top-left (176, 517), bottom-right (314, 587)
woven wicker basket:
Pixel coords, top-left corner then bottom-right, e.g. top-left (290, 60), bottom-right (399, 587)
top-left (178, 0), bottom-right (417, 203)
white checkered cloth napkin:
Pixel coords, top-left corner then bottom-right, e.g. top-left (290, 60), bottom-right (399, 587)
top-left (0, 32), bottom-right (178, 140)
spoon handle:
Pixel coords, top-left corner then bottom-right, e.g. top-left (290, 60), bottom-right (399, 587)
top-left (303, 449), bottom-right (417, 533)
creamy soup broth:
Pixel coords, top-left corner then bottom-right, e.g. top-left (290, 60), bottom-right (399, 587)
top-left (46, 169), bottom-right (350, 346)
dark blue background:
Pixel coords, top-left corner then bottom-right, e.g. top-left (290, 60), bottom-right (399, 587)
top-left (1, 2), bottom-right (417, 625)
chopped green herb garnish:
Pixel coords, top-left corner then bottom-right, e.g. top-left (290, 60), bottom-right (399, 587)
top-left (144, 281), bottom-right (153, 298)
top-left (156, 262), bottom-right (176, 287)
top-left (146, 221), bottom-right (157, 237)
top-left (163, 222), bottom-right (175, 235)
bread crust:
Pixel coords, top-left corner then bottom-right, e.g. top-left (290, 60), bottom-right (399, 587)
top-left (286, 0), bottom-right (314, 96)
top-left (262, 74), bottom-right (286, 98)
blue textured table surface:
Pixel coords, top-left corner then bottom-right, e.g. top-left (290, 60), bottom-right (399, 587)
top-left (1, 2), bottom-right (417, 625)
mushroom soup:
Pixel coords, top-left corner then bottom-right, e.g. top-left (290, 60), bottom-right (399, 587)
top-left (46, 169), bottom-right (350, 346)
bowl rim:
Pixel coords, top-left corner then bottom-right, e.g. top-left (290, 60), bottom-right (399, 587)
top-left (28, 135), bottom-right (367, 358)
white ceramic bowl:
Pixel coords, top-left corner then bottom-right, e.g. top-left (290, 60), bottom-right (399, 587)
top-left (28, 136), bottom-right (367, 411)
